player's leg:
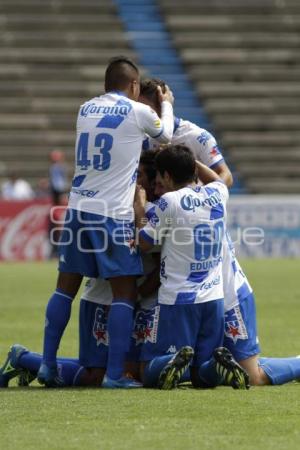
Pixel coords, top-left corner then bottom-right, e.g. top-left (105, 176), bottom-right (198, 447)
top-left (38, 209), bottom-right (100, 387)
top-left (225, 294), bottom-right (300, 386)
top-left (78, 298), bottom-right (107, 386)
top-left (0, 344), bottom-right (87, 388)
top-left (124, 304), bottom-right (154, 381)
top-left (2, 296), bottom-right (110, 388)
top-left (102, 275), bottom-right (142, 387)
top-left (99, 219), bottom-right (143, 387)
top-left (238, 355), bottom-right (269, 385)
top-left (140, 304), bottom-right (195, 389)
top-left (224, 293), bottom-right (265, 386)
top-left (191, 300), bottom-right (249, 390)
top-left (37, 271), bottom-right (83, 387)
top-left (23, 292), bottom-right (111, 387)
top-left (191, 300), bottom-right (224, 388)
top-left (238, 354), bottom-right (300, 386)
top-left (257, 355), bottom-right (300, 385)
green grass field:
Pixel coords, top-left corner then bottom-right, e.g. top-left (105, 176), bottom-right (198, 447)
top-left (0, 260), bottom-right (299, 450)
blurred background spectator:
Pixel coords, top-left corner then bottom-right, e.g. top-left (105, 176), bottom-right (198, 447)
top-left (49, 150), bottom-right (68, 205)
top-left (1, 173), bottom-right (34, 200)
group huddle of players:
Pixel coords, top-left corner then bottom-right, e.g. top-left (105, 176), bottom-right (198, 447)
top-left (1, 57), bottom-right (300, 390)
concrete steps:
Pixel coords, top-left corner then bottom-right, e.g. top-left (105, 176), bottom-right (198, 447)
top-left (0, 0), bottom-right (136, 188)
top-left (161, 0), bottom-right (300, 193)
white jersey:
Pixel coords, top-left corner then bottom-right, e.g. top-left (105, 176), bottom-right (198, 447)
top-left (140, 181), bottom-right (229, 305)
top-left (81, 202), bottom-right (159, 308)
top-left (68, 92), bottom-right (173, 220)
top-left (223, 231), bottom-right (253, 312)
top-left (144, 117), bottom-right (253, 310)
top-left (143, 117), bottom-right (224, 169)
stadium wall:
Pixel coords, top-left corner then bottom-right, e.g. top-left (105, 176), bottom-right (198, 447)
top-left (1, 198), bottom-right (300, 261)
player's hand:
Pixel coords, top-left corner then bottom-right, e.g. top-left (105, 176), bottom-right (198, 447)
top-left (134, 185), bottom-right (147, 209)
top-left (157, 85), bottom-right (174, 105)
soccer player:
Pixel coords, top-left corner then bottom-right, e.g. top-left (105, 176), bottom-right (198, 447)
top-left (0, 152), bottom-right (161, 389)
top-left (140, 79), bottom-right (300, 387)
top-left (37, 56), bottom-right (174, 388)
top-left (139, 78), bottom-right (233, 187)
top-left (135, 145), bottom-right (249, 390)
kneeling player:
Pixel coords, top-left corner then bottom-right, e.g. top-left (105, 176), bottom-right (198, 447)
top-left (135, 145), bottom-right (249, 390)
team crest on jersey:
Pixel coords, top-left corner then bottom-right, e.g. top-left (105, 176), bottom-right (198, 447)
top-left (157, 197), bottom-right (168, 211)
top-left (93, 306), bottom-right (109, 346)
top-left (197, 131), bottom-right (212, 146)
top-left (224, 305), bottom-right (248, 344)
top-left (132, 306), bottom-right (160, 345)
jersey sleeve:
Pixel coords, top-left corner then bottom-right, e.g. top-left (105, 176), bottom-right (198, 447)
top-left (140, 194), bottom-right (174, 245)
top-left (135, 102), bottom-right (174, 144)
top-left (191, 129), bottom-right (224, 169)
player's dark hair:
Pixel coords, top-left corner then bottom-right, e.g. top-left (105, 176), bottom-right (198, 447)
top-left (140, 150), bottom-right (158, 184)
top-left (155, 145), bottom-right (196, 184)
top-left (105, 56), bottom-right (139, 92)
top-left (140, 78), bottom-right (166, 111)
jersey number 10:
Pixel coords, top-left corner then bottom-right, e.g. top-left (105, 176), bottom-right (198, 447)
top-left (194, 221), bottom-right (224, 261)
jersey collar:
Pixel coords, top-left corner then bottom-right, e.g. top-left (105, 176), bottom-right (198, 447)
top-left (108, 90), bottom-right (128, 98)
top-left (187, 184), bottom-right (202, 193)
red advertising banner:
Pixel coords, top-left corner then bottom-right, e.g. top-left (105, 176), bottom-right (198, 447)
top-left (0, 199), bottom-right (52, 261)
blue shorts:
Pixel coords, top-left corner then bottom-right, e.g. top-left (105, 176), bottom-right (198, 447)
top-left (126, 305), bottom-right (160, 362)
top-left (79, 299), bottom-right (156, 367)
top-left (79, 299), bottom-right (109, 368)
top-left (223, 293), bottom-right (261, 362)
top-left (58, 209), bottom-right (143, 278)
top-left (140, 300), bottom-right (225, 367)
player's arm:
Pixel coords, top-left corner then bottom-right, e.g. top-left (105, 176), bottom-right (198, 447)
top-left (134, 185), bottom-right (153, 252)
top-left (191, 130), bottom-right (233, 187)
top-left (196, 160), bottom-right (223, 185)
top-left (211, 161), bottom-right (233, 188)
top-left (136, 86), bottom-right (174, 144)
top-left (201, 168), bottom-right (230, 205)
top-left (134, 188), bottom-right (172, 253)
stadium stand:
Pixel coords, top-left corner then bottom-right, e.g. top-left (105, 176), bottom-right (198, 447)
top-left (160, 0), bottom-right (300, 193)
top-left (0, 0), bottom-right (137, 187)
top-left (0, 0), bottom-right (299, 193)
top-left (114, 0), bottom-right (244, 193)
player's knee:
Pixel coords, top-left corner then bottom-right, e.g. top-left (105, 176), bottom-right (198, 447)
top-left (239, 359), bottom-right (270, 386)
top-left (109, 276), bottom-right (138, 302)
top-left (249, 368), bottom-right (270, 386)
top-left (57, 272), bottom-right (83, 297)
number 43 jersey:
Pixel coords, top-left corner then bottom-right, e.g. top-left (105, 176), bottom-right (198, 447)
top-left (68, 92), bottom-right (173, 220)
top-left (140, 181), bottom-right (229, 305)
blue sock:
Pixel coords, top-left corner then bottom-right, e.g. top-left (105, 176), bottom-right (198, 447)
top-left (57, 360), bottom-right (86, 386)
top-left (42, 288), bottom-right (74, 368)
top-left (18, 351), bottom-right (43, 373)
top-left (19, 351), bottom-right (86, 386)
top-left (197, 357), bottom-right (223, 388)
top-left (106, 298), bottom-right (134, 380)
top-left (259, 356), bottom-right (300, 385)
top-left (143, 355), bottom-right (173, 387)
